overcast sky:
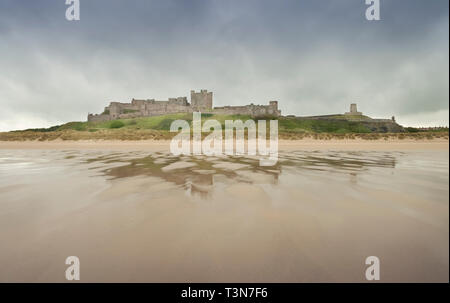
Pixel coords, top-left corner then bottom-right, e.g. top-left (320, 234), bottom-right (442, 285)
top-left (0, 0), bottom-right (448, 131)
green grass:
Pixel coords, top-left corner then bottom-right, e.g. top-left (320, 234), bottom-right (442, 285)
top-left (278, 118), bottom-right (371, 133)
top-left (109, 121), bottom-right (125, 129)
top-left (2, 113), bottom-right (448, 142)
top-left (11, 113), bottom-right (377, 134)
top-left (58, 122), bottom-right (87, 131)
top-left (406, 126), bottom-right (449, 133)
top-left (4, 113), bottom-right (448, 142)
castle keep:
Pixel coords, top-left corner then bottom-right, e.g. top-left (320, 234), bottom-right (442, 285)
top-left (87, 90), bottom-right (281, 122)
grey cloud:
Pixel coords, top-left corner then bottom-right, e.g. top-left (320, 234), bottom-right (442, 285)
top-left (0, 0), bottom-right (448, 130)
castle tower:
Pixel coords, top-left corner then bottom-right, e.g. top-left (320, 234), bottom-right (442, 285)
top-left (268, 101), bottom-right (281, 116)
top-left (191, 89), bottom-right (213, 111)
top-left (345, 103), bottom-right (362, 115)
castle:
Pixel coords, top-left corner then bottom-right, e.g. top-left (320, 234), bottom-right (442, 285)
top-left (87, 90), bottom-right (281, 122)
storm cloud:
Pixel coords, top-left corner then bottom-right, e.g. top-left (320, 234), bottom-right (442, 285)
top-left (0, 0), bottom-right (448, 130)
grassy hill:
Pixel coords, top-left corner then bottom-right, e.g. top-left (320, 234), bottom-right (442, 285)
top-left (17, 114), bottom-right (377, 133)
top-left (0, 114), bottom-right (448, 141)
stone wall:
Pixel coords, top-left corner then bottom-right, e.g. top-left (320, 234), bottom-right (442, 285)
top-left (87, 114), bottom-right (110, 122)
top-left (213, 101), bottom-right (280, 117)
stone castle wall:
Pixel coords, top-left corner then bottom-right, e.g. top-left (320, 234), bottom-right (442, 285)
top-left (87, 90), bottom-right (281, 122)
top-left (87, 114), bottom-right (110, 122)
top-left (213, 101), bottom-right (280, 116)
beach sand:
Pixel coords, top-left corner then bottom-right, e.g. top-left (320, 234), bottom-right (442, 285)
top-left (0, 138), bottom-right (448, 151)
top-left (0, 139), bottom-right (448, 282)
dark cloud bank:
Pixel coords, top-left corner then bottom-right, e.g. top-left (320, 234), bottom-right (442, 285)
top-left (0, 0), bottom-right (448, 130)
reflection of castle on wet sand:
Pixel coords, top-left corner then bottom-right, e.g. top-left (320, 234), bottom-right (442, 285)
top-left (90, 151), bottom-right (396, 199)
top-left (101, 153), bottom-right (282, 198)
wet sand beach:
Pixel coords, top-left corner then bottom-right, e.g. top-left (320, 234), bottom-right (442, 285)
top-left (1, 138), bottom-right (448, 151)
top-left (0, 140), bottom-right (448, 282)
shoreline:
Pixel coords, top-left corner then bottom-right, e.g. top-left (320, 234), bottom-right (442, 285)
top-left (0, 138), bottom-right (448, 151)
